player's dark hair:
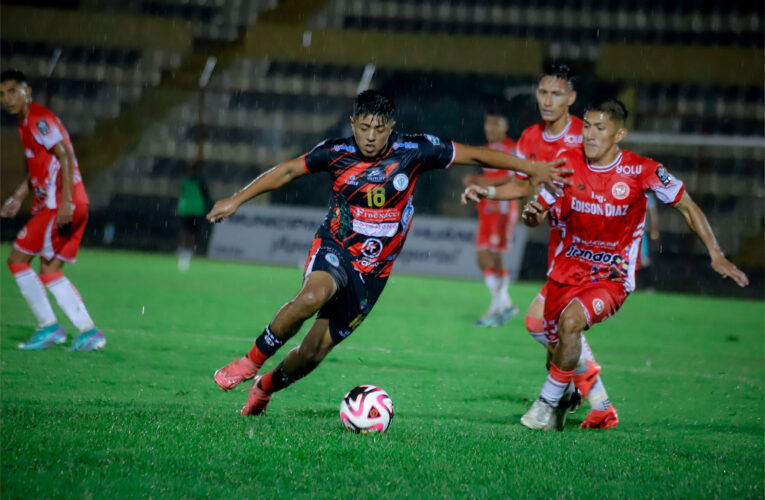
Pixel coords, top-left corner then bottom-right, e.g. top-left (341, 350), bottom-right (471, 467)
top-left (484, 105), bottom-right (507, 120)
top-left (540, 63), bottom-right (575, 90)
top-left (353, 90), bottom-right (396, 122)
top-left (0, 69), bottom-right (27, 84)
top-left (585, 98), bottom-right (629, 126)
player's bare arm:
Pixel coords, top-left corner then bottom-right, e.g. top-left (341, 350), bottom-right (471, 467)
top-left (207, 157), bottom-right (308, 223)
top-left (52, 141), bottom-right (75, 226)
top-left (452, 143), bottom-right (570, 195)
top-left (673, 192), bottom-right (749, 287)
top-left (461, 177), bottom-right (532, 204)
top-left (521, 200), bottom-right (548, 228)
top-left (0, 178), bottom-right (30, 218)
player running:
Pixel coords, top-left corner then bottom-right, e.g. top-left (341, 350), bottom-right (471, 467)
top-left (208, 90), bottom-right (571, 416)
top-left (0, 70), bottom-right (105, 351)
top-left (461, 110), bottom-right (520, 327)
top-left (464, 64), bottom-right (614, 425)
top-left (518, 98), bottom-right (748, 431)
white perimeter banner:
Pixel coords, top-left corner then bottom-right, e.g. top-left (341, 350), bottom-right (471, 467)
top-left (208, 204), bottom-right (528, 281)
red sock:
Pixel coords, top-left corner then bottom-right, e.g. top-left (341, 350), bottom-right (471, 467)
top-left (9, 263), bottom-right (31, 274)
top-left (549, 361), bottom-right (575, 384)
top-left (248, 344), bottom-right (268, 367)
top-left (259, 370), bottom-right (275, 393)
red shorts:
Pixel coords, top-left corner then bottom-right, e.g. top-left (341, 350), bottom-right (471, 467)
top-left (14, 205), bottom-right (89, 263)
top-left (475, 200), bottom-right (518, 252)
top-left (542, 279), bottom-right (628, 344)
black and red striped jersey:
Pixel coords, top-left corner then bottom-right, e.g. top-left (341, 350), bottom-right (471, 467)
top-left (303, 132), bottom-right (456, 278)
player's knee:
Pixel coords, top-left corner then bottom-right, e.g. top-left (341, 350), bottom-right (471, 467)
top-left (558, 314), bottom-right (584, 342)
top-left (525, 314), bottom-right (545, 333)
top-left (293, 289), bottom-right (329, 315)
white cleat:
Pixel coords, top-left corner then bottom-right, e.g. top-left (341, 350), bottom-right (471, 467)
top-left (520, 398), bottom-right (568, 431)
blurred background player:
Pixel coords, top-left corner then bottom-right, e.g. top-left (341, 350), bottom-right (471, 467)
top-left (519, 98), bottom-right (749, 431)
top-left (0, 69), bottom-right (105, 351)
top-left (465, 64), bottom-right (612, 421)
top-left (461, 110), bottom-right (520, 327)
top-left (176, 161), bottom-right (212, 272)
top-left (207, 90), bottom-right (570, 417)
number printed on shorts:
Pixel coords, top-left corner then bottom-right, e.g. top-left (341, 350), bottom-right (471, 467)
top-left (366, 187), bottom-right (386, 207)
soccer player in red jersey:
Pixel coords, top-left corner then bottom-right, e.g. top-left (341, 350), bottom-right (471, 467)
top-left (0, 70), bottom-right (105, 351)
top-left (518, 98), bottom-right (748, 430)
top-left (464, 64), bottom-right (612, 419)
top-left (461, 111), bottom-right (520, 327)
top-left (207, 90), bottom-right (571, 416)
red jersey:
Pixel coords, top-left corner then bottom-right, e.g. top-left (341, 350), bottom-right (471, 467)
top-left (478, 137), bottom-right (517, 215)
top-left (303, 133), bottom-right (455, 278)
top-left (515, 116), bottom-right (583, 265)
top-left (19, 103), bottom-right (88, 214)
top-left (537, 148), bottom-right (685, 292)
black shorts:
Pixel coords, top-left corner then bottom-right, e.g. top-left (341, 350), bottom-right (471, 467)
top-left (304, 237), bottom-right (388, 345)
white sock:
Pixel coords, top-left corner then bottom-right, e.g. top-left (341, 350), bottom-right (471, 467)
top-left (11, 265), bottom-right (57, 328)
top-left (574, 335), bottom-right (611, 410)
top-left (575, 334), bottom-right (595, 372)
top-left (41, 272), bottom-right (95, 333)
top-left (483, 272), bottom-right (500, 314)
top-left (497, 273), bottom-right (512, 311)
top-left (178, 248), bottom-right (193, 272)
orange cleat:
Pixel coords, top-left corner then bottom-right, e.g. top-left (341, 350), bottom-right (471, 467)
top-left (240, 376), bottom-right (272, 416)
top-left (573, 360), bottom-right (602, 398)
top-left (214, 356), bottom-right (260, 391)
top-left (580, 405), bottom-right (619, 429)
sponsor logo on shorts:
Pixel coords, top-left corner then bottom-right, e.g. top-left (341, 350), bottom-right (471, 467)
top-left (592, 298), bottom-right (605, 315)
top-left (611, 182), bottom-right (630, 200)
top-left (25, 148), bottom-right (34, 159)
top-left (337, 329), bottom-right (352, 339)
top-left (325, 253), bottom-right (340, 267)
top-left (393, 173), bottom-right (409, 191)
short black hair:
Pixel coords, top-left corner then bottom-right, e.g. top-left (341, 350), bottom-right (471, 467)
top-left (540, 63), bottom-right (575, 90)
top-left (0, 69), bottom-right (27, 84)
top-left (353, 90), bottom-right (396, 122)
top-left (484, 105), bottom-right (507, 120)
top-left (585, 98), bottom-right (629, 126)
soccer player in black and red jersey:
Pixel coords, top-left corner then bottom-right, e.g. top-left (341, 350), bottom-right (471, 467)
top-left (207, 90), bottom-right (570, 416)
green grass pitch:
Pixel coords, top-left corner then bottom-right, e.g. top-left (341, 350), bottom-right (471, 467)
top-left (1, 246), bottom-right (763, 498)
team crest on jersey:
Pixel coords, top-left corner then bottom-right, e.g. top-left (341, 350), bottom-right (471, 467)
top-left (367, 168), bottom-right (386, 183)
top-left (592, 298), bottom-right (605, 315)
top-left (361, 238), bottom-right (383, 259)
top-left (37, 120), bottom-right (50, 135)
top-left (655, 165), bottom-right (670, 186)
top-left (611, 182), bottom-right (630, 200)
top-left (393, 173), bottom-right (409, 191)
top-left (424, 134), bottom-right (440, 146)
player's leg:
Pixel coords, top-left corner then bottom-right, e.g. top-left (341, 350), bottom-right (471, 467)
top-left (475, 210), bottom-right (501, 326)
top-left (241, 319), bottom-right (334, 415)
top-left (491, 209), bottom-right (518, 326)
top-left (8, 211), bottom-right (65, 350)
top-left (214, 269), bottom-right (338, 391)
top-left (525, 288), bottom-right (547, 347)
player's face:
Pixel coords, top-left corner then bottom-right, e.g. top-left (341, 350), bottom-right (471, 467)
top-left (483, 115), bottom-right (508, 144)
top-left (350, 114), bottom-right (396, 158)
top-left (536, 76), bottom-right (575, 123)
top-left (582, 110), bottom-right (627, 163)
top-left (0, 80), bottom-right (30, 116)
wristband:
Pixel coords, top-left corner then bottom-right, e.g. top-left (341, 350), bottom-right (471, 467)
top-left (486, 186), bottom-right (496, 199)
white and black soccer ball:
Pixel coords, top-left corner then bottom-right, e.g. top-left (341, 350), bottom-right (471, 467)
top-left (339, 385), bottom-right (394, 434)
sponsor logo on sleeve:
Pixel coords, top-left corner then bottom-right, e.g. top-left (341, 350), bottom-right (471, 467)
top-left (36, 120), bottom-right (50, 135)
top-left (392, 173), bottom-right (409, 191)
top-left (655, 165), bottom-right (671, 186)
top-left (424, 134), bottom-right (441, 146)
top-left (592, 298), bottom-right (605, 315)
top-left (325, 253), bottom-right (340, 267)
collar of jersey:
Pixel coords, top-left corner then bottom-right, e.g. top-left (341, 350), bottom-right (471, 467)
top-left (587, 151), bottom-right (623, 172)
top-left (542, 117), bottom-right (572, 142)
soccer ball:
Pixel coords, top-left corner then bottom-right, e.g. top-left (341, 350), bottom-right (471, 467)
top-left (339, 385), bottom-right (394, 433)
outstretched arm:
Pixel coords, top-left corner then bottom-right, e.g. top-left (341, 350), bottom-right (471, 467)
top-left (452, 143), bottom-right (570, 195)
top-left (207, 157), bottom-right (308, 223)
top-left (461, 178), bottom-right (531, 204)
top-left (673, 192), bottom-right (748, 287)
top-left (0, 177), bottom-right (30, 218)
